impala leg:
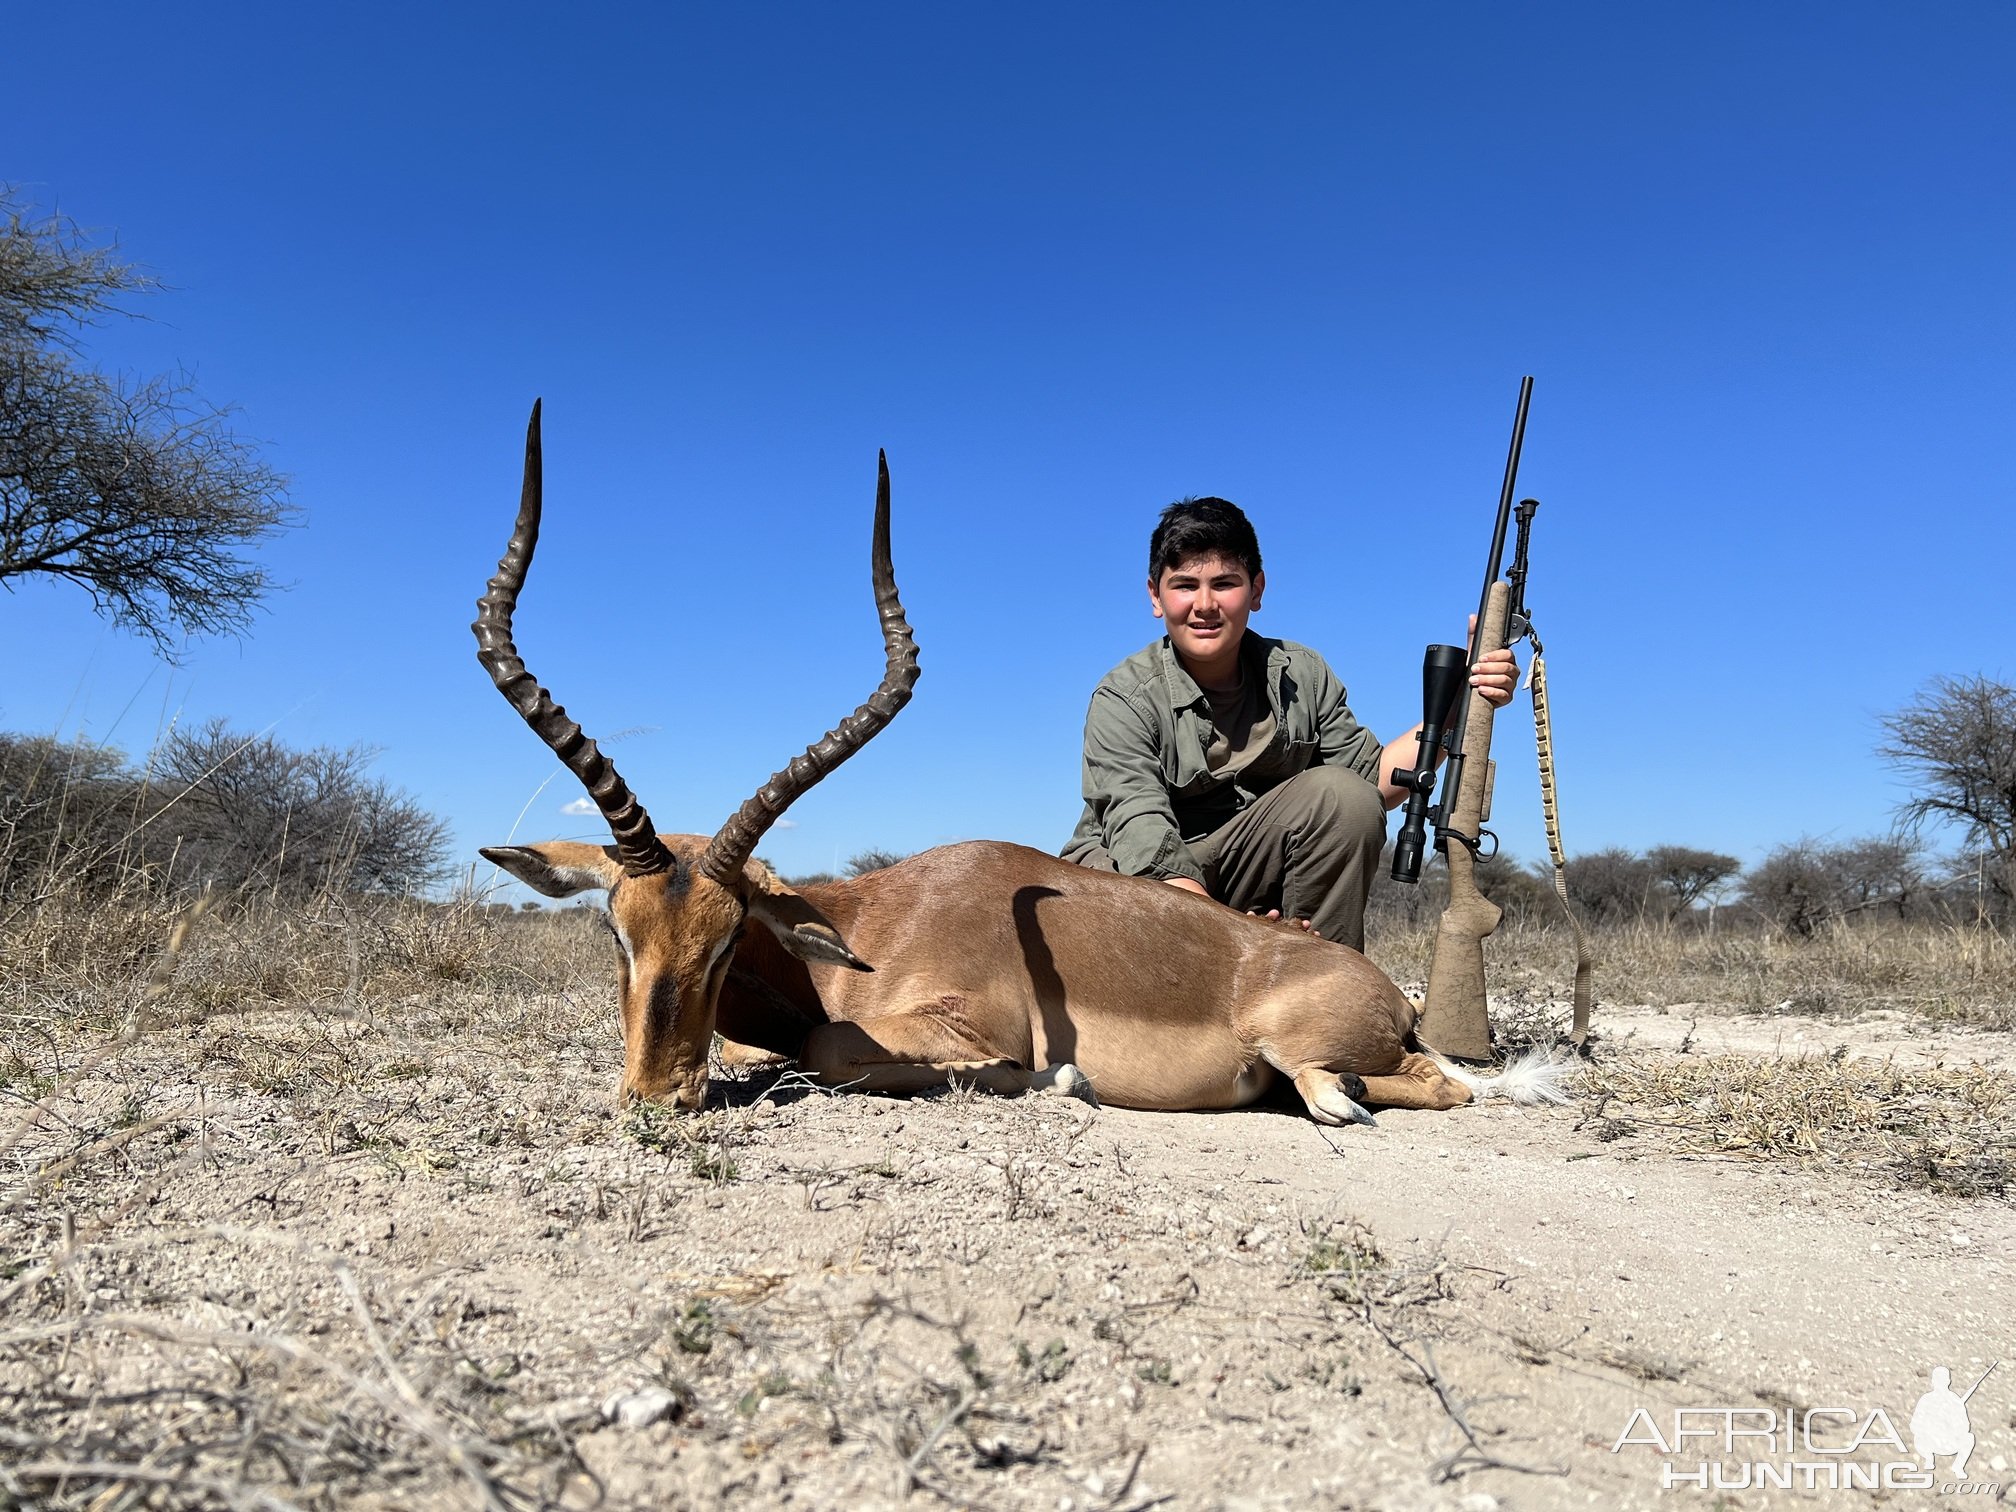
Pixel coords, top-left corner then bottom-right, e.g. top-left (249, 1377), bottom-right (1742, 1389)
top-left (717, 1037), bottom-right (792, 1070)
top-left (800, 1016), bottom-right (1032, 1096)
top-left (1251, 979), bottom-right (1469, 1119)
top-left (1292, 1068), bottom-right (1378, 1127)
top-left (1353, 1051), bottom-right (1473, 1111)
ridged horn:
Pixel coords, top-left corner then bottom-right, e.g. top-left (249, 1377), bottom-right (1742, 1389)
top-left (699, 450), bottom-right (919, 884)
top-left (474, 401), bottom-right (674, 878)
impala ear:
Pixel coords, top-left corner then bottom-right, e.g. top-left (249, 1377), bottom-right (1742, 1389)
top-left (742, 868), bottom-right (872, 971)
top-left (481, 842), bottom-right (623, 898)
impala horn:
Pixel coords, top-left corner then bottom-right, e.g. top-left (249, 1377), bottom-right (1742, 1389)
top-left (473, 401), bottom-right (675, 878)
top-left (698, 450), bottom-right (920, 884)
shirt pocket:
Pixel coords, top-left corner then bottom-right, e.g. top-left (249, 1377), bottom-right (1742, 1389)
top-left (1164, 717), bottom-right (1214, 792)
top-left (1247, 737), bottom-right (1314, 787)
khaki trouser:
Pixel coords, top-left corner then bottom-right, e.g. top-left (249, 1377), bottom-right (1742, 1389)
top-left (1073, 766), bottom-right (1388, 950)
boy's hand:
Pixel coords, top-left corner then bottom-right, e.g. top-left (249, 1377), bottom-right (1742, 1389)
top-left (1467, 613), bottom-right (1521, 708)
top-left (1162, 876), bottom-right (1210, 897)
top-left (1251, 907), bottom-right (1321, 937)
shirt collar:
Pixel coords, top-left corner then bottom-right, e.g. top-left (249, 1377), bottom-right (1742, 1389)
top-left (1157, 633), bottom-right (1277, 711)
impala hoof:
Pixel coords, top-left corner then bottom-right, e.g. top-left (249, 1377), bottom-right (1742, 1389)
top-left (1310, 1084), bottom-right (1378, 1128)
top-left (1031, 1063), bottom-right (1100, 1108)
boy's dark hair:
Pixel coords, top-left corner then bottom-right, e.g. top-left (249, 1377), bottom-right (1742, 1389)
top-left (1148, 496), bottom-right (1262, 584)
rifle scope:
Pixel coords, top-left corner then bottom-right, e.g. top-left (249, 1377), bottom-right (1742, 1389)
top-left (1389, 644), bottom-right (1470, 883)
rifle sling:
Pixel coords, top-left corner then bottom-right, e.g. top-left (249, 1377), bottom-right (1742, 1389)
top-left (1530, 642), bottom-right (1596, 1048)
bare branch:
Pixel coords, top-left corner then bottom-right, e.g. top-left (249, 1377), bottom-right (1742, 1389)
top-left (0, 187), bottom-right (295, 656)
top-left (0, 187), bottom-right (156, 347)
top-left (1879, 674), bottom-right (2016, 912)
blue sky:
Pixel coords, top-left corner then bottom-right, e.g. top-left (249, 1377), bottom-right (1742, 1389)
top-left (5, 2), bottom-right (2012, 892)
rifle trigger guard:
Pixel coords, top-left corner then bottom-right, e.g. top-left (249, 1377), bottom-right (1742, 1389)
top-left (1445, 826), bottom-right (1499, 861)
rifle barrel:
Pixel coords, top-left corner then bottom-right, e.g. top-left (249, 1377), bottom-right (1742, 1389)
top-left (1960, 1360), bottom-right (2000, 1402)
top-left (1439, 376), bottom-right (1534, 820)
top-left (1469, 374), bottom-right (1533, 678)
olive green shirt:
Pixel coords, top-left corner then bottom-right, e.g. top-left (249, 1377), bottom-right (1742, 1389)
top-left (1062, 634), bottom-right (1383, 883)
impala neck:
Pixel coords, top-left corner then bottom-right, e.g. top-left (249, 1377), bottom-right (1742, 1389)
top-left (716, 880), bottom-right (862, 1054)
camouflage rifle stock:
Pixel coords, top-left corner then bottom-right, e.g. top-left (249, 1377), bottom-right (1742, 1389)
top-left (1414, 574), bottom-right (1513, 1058)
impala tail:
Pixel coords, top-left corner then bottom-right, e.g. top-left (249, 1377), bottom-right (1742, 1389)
top-left (1428, 1046), bottom-right (1575, 1106)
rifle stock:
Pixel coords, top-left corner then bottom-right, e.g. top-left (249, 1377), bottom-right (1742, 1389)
top-left (1415, 579), bottom-right (1510, 1060)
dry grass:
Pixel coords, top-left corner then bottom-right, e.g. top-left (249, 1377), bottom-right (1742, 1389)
top-left (3, 879), bottom-right (607, 1029)
top-left (1, 885), bottom-right (631, 1510)
top-left (1365, 909), bottom-right (2016, 1198)
top-left (1578, 1049), bottom-right (2016, 1198)
top-left (1368, 914), bottom-right (2016, 1028)
top-left (5, 882), bottom-right (2014, 1507)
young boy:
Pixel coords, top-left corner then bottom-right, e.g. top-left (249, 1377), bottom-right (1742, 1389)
top-left (1061, 497), bottom-right (1518, 951)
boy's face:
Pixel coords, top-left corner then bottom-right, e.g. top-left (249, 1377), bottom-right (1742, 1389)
top-left (1148, 553), bottom-right (1264, 672)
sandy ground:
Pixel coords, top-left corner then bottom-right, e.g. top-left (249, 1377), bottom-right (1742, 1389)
top-left (4, 997), bottom-right (2014, 1510)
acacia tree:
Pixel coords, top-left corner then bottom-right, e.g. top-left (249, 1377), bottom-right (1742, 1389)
top-left (1562, 846), bottom-right (1662, 924)
top-left (151, 720), bottom-right (450, 896)
top-left (1827, 835), bottom-right (1926, 918)
top-left (0, 189), bottom-right (295, 656)
top-left (0, 732), bottom-right (137, 896)
top-left (1740, 833), bottom-right (1932, 935)
top-left (1740, 840), bottom-right (1834, 937)
top-left (0, 725), bottom-right (449, 899)
top-left (1645, 844), bottom-right (1742, 915)
top-left (1880, 675), bottom-right (2016, 915)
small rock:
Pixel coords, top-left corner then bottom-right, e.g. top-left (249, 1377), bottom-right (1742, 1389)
top-left (601, 1387), bottom-right (681, 1429)
top-left (1239, 1225), bottom-right (1271, 1249)
top-left (1459, 1494), bottom-right (1502, 1512)
top-left (1951, 1231), bottom-right (1972, 1248)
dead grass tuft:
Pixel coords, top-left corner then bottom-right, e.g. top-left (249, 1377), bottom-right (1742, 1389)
top-left (1581, 1048), bottom-right (2016, 1195)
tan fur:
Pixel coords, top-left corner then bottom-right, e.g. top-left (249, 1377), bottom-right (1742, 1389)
top-left (489, 836), bottom-right (1474, 1121)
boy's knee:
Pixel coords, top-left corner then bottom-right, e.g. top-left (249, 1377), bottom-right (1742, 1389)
top-left (1285, 766), bottom-right (1386, 847)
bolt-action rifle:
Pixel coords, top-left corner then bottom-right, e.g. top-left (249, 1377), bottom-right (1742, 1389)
top-left (1388, 377), bottom-right (1544, 1060)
